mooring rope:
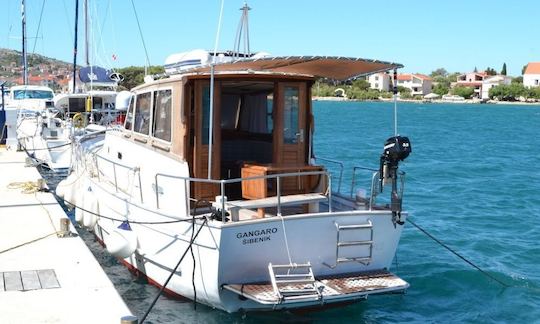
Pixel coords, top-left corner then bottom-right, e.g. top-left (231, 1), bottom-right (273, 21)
top-left (139, 217), bottom-right (208, 324)
top-left (407, 218), bottom-right (511, 288)
top-left (2, 181), bottom-right (64, 255)
top-left (0, 232), bottom-right (57, 255)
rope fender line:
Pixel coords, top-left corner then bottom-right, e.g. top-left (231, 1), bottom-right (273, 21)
top-left (140, 217), bottom-right (209, 323)
top-left (407, 218), bottom-right (511, 288)
top-left (18, 138), bottom-right (73, 151)
top-left (50, 189), bottom-right (206, 225)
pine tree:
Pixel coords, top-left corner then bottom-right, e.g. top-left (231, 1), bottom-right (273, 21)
top-left (501, 63), bottom-right (507, 76)
top-left (474, 66), bottom-right (478, 73)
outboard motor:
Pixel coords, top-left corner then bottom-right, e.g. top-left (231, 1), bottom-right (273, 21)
top-left (379, 136), bottom-right (411, 226)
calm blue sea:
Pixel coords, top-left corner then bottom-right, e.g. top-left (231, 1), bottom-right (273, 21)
top-left (48, 101), bottom-right (540, 323)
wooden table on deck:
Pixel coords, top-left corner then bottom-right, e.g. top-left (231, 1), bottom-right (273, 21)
top-left (240, 163), bottom-right (325, 217)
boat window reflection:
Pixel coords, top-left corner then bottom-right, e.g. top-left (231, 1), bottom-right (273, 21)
top-left (134, 92), bottom-right (151, 135)
top-left (202, 85), bottom-right (211, 144)
top-left (124, 95), bottom-right (135, 131)
top-left (152, 89), bottom-right (172, 142)
top-left (283, 86), bottom-right (299, 144)
top-left (13, 90), bottom-right (54, 100)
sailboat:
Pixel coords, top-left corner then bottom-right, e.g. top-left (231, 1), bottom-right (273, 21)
top-left (2, 0), bottom-right (72, 169)
top-left (13, 0), bottom-right (126, 171)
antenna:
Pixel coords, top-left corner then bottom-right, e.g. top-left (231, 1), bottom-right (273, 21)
top-left (393, 69), bottom-right (398, 136)
top-left (233, 2), bottom-right (251, 59)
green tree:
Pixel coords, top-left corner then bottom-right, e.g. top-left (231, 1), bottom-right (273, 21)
top-left (489, 83), bottom-right (526, 101)
top-left (512, 76), bottom-right (523, 84)
top-left (501, 63), bottom-right (507, 76)
top-left (522, 64), bottom-right (528, 75)
top-left (430, 68), bottom-right (448, 78)
top-left (448, 72), bottom-right (461, 82)
top-left (397, 86), bottom-right (412, 99)
top-left (474, 66), bottom-right (478, 73)
top-left (432, 83), bottom-right (449, 96)
top-left (352, 79), bottom-right (370, 91)
top-left (451, 86), bottom-right (475, 99)
top-left (117, 65), bottom-right (165, 90)
top-left (485, 67), bottom-right (497, 76)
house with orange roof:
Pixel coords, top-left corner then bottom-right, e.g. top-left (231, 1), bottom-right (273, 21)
top-left (396, 73), bottom-right (432, 96)
top-left (523, 62), bottom-right (540, 88)
top-left (453, 72), bottom-right (489, 98)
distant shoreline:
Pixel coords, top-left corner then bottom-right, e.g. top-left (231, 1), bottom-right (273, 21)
top-left (312, 96), bottom-right (540, 106)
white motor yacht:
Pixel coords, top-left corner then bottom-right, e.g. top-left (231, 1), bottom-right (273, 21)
top-left (59, 50), bottom-right (413, 312)
top-left (6, 85), bottom-right (73, 170)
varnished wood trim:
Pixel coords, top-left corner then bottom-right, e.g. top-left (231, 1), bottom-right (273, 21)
top-left (151, 141), bottom-right (171, 152)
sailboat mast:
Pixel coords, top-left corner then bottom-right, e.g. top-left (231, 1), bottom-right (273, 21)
top-left (72, 0), bottom-right (80, 94)
top-left (84, 0), bottom-right (89, 66)
top-left (21, 0), bottom-right (28, 85)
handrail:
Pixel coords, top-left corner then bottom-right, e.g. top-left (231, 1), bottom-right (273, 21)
top-left (351, 165), bottom-right (406, 210)
top-left (314, 157), bottom-right (343, 193)
top-left (94, 153), bottom-right (143, 203)
top-left (351, 166), bottom-right (378, 199)
top-left (154, 170), bottom-right (331, 222)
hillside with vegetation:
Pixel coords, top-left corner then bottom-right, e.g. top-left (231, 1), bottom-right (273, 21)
top-left (0, 48), bottom-right (74, 87)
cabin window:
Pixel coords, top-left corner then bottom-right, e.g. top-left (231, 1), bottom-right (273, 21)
top-left (68, 97), bottom-right (86, 113)
top-left (92, 97), bottom-right (103, 110)
top-left (201, 85), bottom-right (211, 144)
top-left (134, 92), bottom-right (151, 135)
top-left (220, 82), bottom-right (274, 135)
top-left (238, 93), bottom-right (274, 134)
top-left (152, 89), bottom-right (172, 142)
top-left (124, 95), bottom-right (135, 131)
top-left (283, 86), bottom-right (299, 144)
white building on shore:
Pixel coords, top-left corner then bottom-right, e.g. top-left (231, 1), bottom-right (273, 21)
top-left (481, 75), bottom-right (512, 99)
top-left (396, 74), bottom-right (432, 96)
top-left (367, 73), bottom-right (391, 91)
top-left (523, 62), bottom-right (540, 88)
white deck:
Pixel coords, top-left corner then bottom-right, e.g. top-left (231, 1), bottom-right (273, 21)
top-left (0, 148), bottom-right (133, 323)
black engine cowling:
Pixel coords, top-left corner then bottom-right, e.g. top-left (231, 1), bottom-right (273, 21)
top-left (382, 136), bottom-right (411, 164)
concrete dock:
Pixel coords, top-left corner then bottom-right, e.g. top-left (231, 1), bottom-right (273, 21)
top-left (0, 148), bottom-right (133, 323)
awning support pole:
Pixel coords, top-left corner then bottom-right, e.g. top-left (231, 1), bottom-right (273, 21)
top-left (207, 64), bottom-right (215, 179)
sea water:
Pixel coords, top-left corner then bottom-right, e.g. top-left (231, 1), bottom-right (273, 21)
top-left (45, 101), bottom-right (540, 323)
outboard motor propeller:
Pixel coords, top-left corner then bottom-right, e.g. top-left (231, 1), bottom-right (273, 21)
top-left (379, 136), bottom-right (411, 226)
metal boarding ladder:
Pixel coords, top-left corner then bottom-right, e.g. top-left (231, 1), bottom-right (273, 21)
top-left (268, 262), bottom-right (320, 302)
top-left (323, 220), bottom-right (373, 268)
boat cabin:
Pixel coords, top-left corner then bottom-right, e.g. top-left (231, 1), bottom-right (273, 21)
top-left (122, 56), bottom-right (402, 206)
top-left (124, 74), bottom-right (315, 201)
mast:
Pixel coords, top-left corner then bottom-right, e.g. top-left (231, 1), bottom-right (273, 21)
top-left (84, 0), bottom-right (90, 66)
top-left (21, 0), bottom-right (28, 85)
top-left (233, 2), bottom-right (251, 58)
top-left (72, 0), bottom-right (80, 93)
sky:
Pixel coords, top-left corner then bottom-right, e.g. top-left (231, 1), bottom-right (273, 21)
top-left (1, 0), bottom-right (539, 76)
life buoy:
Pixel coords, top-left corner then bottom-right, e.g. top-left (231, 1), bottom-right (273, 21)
top-left (106, 222), bottom-right (138, 258)
top-left (72, 113), bottom-right (86, 128)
